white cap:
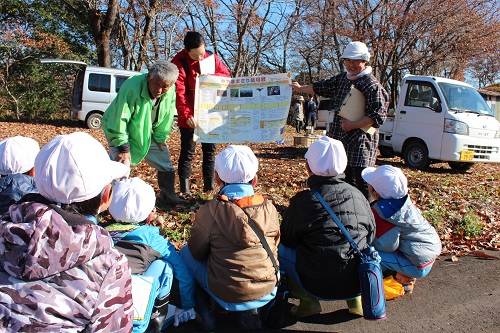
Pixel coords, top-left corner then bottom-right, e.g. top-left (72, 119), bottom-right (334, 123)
top-left (109, 178), bottom-right (156, 223)
top-left (305, 136), bottom-right (347, 176)
top-left (215, 145), bottom-right (258, 184)
top-left (341, 41), bottom-right (371, 62)
top-left (0, 136), bottom-right (40, 175)
top-left (361, 165), bottom-right (408, 199)
top-left (35, 132), bottom-right (128, 204)
top-left (297, 96), bottom-right (305, 101)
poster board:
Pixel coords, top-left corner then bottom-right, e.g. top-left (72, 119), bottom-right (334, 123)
top-left (193, 73), bottom-right (293, 143)
top-left (339, 85), bottom-right (375, 135)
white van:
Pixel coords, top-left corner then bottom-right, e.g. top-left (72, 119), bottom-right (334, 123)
top-left (316, 98), bottom-right (335, 129)
top-left (40, 59), bottom-right (141, 129)
top-left (379, 75), bottom-right (500, 170)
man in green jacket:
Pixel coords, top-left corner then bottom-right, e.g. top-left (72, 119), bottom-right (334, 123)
top-left (102, 60), bottom-right (185, 205)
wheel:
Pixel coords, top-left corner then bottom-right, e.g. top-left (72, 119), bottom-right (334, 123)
top-left (378, 146), bottom-right (394, 158)
top-left (86, 113), bottom-right (103, 130)
top-left (448, 161), bottom-right (474, 172)
top-left (403, 142), bottom-right (429, 170)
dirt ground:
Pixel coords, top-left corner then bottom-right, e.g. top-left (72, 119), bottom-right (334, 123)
top-left (164, 252), bottom-right (500, 333)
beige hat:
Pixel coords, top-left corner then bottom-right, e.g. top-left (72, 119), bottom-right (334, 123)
top-left (305, 136), bottom-right (347, 176)
top-left (215, 145), bottom-right (258, 184)
top-left (109, 178), bottom-right (156, 223)
top-left (361, 165), bottom-right (408, 199)
top-left (35, 132), bottom-right (128, 204)
top-left (0, 136), bottom-right (40, 175)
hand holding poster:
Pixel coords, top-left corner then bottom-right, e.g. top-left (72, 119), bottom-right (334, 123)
top-left (194, 73), bottom-right (292, 143)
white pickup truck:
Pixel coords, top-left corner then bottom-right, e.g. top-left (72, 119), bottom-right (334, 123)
top-left (378, 75), bottom-right (500, 171)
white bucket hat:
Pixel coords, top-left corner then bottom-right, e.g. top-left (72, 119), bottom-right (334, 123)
top-left (361, 165), bottom-right (408, 199)
top-left (215, 145), bottom-right (259, 184)
top-left (341, 41), bottom-right (371, 62)
top-left (0, 136), bottom-right (40, 175)
top-left (109, 178), bottom-right (156, 223)
top-left (35, 132), bottom-right (128, 204)
top-left (305, 136), bottom-right (347, 177)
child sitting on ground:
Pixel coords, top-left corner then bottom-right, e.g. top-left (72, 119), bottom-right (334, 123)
top-left (105, 177), bottom-right (196, 333)
top-left (361, 165), bottom-right (442, 294)
top-left (179, 145), bottom-right (280, 331)
top-left (0, 136), bottom-right (40, 215)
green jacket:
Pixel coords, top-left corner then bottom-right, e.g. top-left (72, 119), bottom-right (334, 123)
top-left (102, 73), bottom-right (176, 166)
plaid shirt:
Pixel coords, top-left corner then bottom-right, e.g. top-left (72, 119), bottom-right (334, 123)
top-left (313, 72), bottom-right (388, 167)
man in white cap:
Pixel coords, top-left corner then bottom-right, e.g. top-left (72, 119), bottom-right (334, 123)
top-left (0, 136), bottom-right (40, 215)
top-left (0, 132), bottom-right (133, 331)
top-left (279, 136), bottom-right (375, 318)
top-left (361, 165), bottom-right (441, 295)
top-left (104, 177), bottom-right (196, 333)
top-left (290, 41), bottom-right (389, 200)
top-left (179, 145), bottom-right (280, 331)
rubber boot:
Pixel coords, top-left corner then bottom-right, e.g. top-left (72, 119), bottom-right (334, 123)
top-left (158, 171), bottom-right (187, 206)
top-left (148, 294), bottom-right (170, 333)
top-left (288, 278), bottom-right (321, 318)
top-left (346, 295), bottom-right (363, 316)
top-left (203, 177), bottom-right (214, 192)
top-left (395, 273), bottom-right (416, 294)
top-left (194, 285), bottom-right (216, 332)
top-left (238, 308), bottom-right (262, 331)
top-left (180, 177), bottom-right (190, 195)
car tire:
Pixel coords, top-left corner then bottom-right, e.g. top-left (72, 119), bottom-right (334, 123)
top-left (86, 113), bottom-right (103, 130)
top-left (403, 141), bottom-right (429, 170)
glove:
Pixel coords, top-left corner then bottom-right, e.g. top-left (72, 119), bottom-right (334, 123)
top-left (173, 307), bottom-right (196, 327)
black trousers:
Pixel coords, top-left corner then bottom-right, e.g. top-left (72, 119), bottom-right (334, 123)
top-left (178, 127), bottom-right (216, 179)
top-left (345, 165), bottom-right (370, 201)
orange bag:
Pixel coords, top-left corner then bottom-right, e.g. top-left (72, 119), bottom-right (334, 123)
top-left (383, 275), bottom-right (405, 300)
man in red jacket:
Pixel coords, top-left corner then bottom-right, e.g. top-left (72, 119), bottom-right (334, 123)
top-left (171, 31), bottom-right (231, 194)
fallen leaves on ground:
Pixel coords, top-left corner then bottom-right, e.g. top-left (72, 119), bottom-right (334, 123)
top-left (2, 119), bottom-right (499, 256)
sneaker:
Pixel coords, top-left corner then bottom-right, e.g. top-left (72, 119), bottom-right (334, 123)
top-left (238, 308), bottom-right (262, 331)
top-left (395, 273), bottom-right (416, 294)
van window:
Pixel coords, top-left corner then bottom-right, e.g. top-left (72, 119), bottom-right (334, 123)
top-left (405, 82), bottom-right (438, 109)
top-left (318, 99), bottom-right (336, 111)
top-left (116, 76), bottom-right (130, 92)
top-left (88, 73), bottom-right (111, 93)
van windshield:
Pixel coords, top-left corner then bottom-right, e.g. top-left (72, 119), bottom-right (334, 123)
top-left (439, 82), bottom-right (493, 116)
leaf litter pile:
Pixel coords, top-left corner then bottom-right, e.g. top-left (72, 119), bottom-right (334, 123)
top-left (2, 120), bottom-right (499, 259)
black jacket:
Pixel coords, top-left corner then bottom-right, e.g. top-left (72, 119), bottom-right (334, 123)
top-left (280, 174), bottom-right (375, 299)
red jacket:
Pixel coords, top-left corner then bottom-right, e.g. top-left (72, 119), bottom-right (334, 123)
top-left (171, 49), bottom-right (230, 128)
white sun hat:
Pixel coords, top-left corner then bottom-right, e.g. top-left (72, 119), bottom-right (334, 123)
top-left (341, 41), bottom-right (371, 62)
top-left (215, 145), bottom-right (259, 184)
top-left (109, 177), bottom-right (156, 223)
top-left (0, 136), bottom-right (40, 175)
top-left (361, 165), bottom-right (408, 199)
top-left (305, 136), bottom-right (347, 177)
top-left (35, 132), bottom-right (128, 204)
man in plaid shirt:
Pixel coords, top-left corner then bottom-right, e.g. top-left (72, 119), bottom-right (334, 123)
top-left (290, 41), bottom-right (389, 199)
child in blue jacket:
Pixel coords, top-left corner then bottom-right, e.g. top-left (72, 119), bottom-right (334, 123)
top-left (0, 136), bottom-right (39, 215)
top-left (362, 165), bottom-right (442, 294)
top-left (105, 177), bottom-right (196, 332)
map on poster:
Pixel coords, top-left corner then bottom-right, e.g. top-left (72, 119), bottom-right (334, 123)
top-left (193, 73), bottom-right (292, 143)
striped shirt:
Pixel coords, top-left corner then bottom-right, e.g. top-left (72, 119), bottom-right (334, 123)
top-left (313, 72), bottom-right (389, 167)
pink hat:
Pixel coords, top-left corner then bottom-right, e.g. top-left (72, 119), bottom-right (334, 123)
top-left (361, 165), bottom-right (408, 199)
top-left (35, 132), bottom-right (128, 204)
top-left (109, 178), bottom-right (156, 223)
top-left (305, 136), bottom-right (347, 176)
top-left (0, 136), bottom-right (40, 175)
top-left (215, 145), bottom-right (258, 184)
